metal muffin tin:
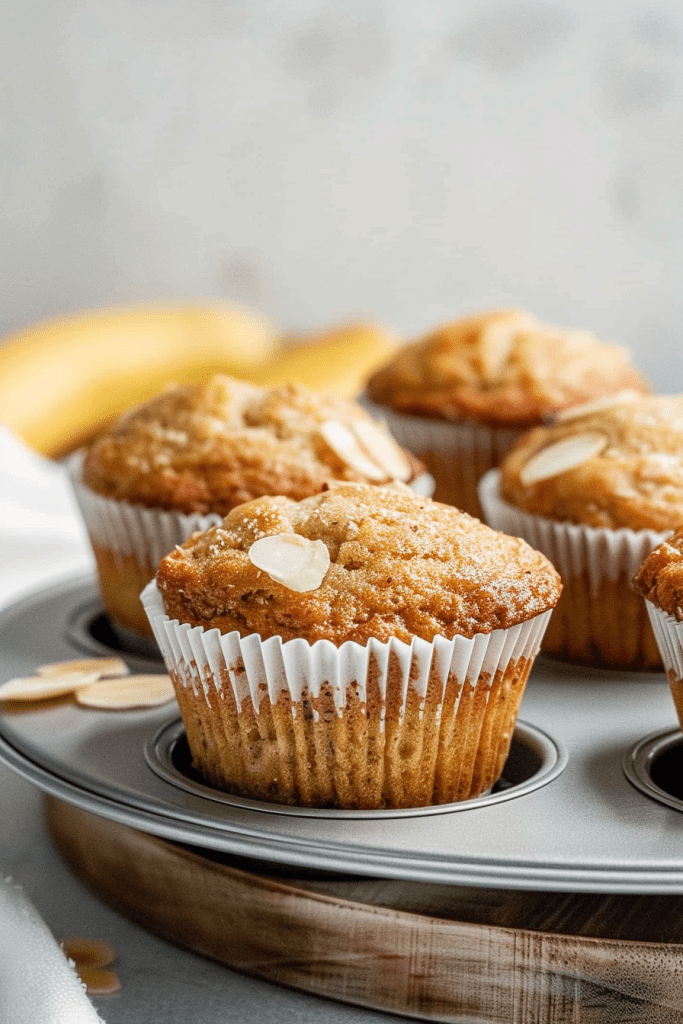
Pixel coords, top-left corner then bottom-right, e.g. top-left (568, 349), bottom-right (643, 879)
top-left (623, 728), bottom-right (683, 813)
top-left (2, 576), bottom-right (683, 892)
top-left (144, 715), bottom-right (565, 820)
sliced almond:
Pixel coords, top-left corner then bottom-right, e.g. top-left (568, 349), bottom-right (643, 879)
top-left (520, 431), bottom-right (608, 486)
top-left (383, 479), bottom-right (414, 494)
top-left (348, 420), bottom-right (412, 481)
top-left (74, 965), bottom-right (121, 995)
top-left (321, 479), bottom-right (372, 491)
top-left (554, 390), bottom-right (642, 423)
top-left (248, 533), bottom-right (330, 592)
top-left (61, 937), bottom-right (116, 968)
top-left (75, 675), bottom-right (175, 709)
top-left (36, 657), bottom-right (129, 679)
top-left (320, 420), bottom-right (389, 480)
top-left (0, 672), bottom-right (101, 702)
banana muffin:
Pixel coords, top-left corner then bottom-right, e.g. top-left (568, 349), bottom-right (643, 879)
top-left (144, 483), bottom-right (561, 809)
top-left (634, 529), bottom-right (683, 726)
top-left (71, 375), bottom-right (428, 642)
top-left (479, 393), bottom-right (683, 669)
top-left (364, 308), bottom-right (649, 516)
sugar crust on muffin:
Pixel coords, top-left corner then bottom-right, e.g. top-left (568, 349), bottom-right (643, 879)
top-left (499, 394), bottom-right (683, 531)
top-left (633, 529), bottom-right (683, 621)
top-left (366, 308), bottom-right (649, 428)
top-left (82, 376), bottom-right (417, 514)
top-left (156, 484), bottom-right (562, 645)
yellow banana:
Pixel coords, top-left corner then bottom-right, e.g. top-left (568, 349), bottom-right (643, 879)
top-left (0, 303), bottom-right (278, 457)
top-left (258, 323), bottom-right (397, 397)
top-left (0, 308), bottom-right (397, 459)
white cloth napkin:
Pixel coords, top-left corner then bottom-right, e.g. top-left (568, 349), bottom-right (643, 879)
top-left (0, 877), bottom-right (106, 1024)
top-left (0, 437), bottom-right (104, 1020)
top-left (0, 427), bottom-right (93, 609)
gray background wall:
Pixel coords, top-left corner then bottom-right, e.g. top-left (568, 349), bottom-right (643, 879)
top-left (2, 0), bottom-right (682, 390)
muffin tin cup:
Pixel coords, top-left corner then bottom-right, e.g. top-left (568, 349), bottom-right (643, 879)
top-left (478, 470), bottom-right (669, 670)
top-left (645, 603), bottom-right (683, 728)
top-left (141, 581), bottom-right (552, 811)
top-left (360, 395), bottom-right (520, 517)
top-left (68, 453), bottom-right (222, 637)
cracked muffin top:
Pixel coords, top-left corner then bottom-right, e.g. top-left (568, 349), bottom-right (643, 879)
top-left (499, 393), bottom-right (683, 531)
top-left (633, 529), bottom-right (683, 620)
top-left (155, 483), bottom-right (562, 644)
top-left (365, 308), bottom-right (649, 428)
top-left (81, 375), bottom-right (419, 514)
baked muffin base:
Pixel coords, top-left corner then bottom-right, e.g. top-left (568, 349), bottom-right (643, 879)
top-left (479, 470), bottom-right (667, 671)
top-left (171, 653), bottom-right (533, 809)
top-left (542, 573), bottom-right (661, 671)
top-left (92, 546), bottom-right (157, 638)
top-left (143, 583), bottom-right (552, 810)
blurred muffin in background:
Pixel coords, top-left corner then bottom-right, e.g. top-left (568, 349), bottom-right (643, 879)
top-left (479, 393), bottom-right (683, 670)
top-left (70, 375), bottom-right (429, 644)
top-left (364, 308), bottom-right (650, 517)
top-left (143, 483), bottom-right (561, 809)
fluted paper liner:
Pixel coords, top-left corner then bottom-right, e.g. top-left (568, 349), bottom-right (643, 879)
top-left (645, 604), bottom-right (683, 730)
top-left (360, 394), bottom-right (520, 516)
top-left (142, 580), bottom-right (551, 809)
top-left (69, 451), bottom-right (226, 637)
top-left (478, 469), bottom-right (669, 669)
top-left (68, 452), bottom-right (222, 567)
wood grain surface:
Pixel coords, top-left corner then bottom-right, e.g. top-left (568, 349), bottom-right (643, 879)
top-left (47, 796), bottom-right (683, 1024)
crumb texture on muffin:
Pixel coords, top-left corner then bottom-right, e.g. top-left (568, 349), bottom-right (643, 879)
top-left (500, 394), bottom-right (683, 531)
top-left (634, 529), bottom-right (683, 620)
top-left (366, 308), bottom-right (649, 427)
top-left (82, 376), bottom-right (414, 513)
top-left (156, 484), bottom-right (561, 644)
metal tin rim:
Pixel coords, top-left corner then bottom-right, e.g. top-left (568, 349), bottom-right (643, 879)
top-left (144, 715), bottom-right (568, 820)
top-left (65, 594), bottom-right (164, 670)
top-left (622, 728), bottom-right (683, 812)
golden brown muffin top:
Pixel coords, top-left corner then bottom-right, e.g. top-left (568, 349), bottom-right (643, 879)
top-left (499, 394), bottom-right (683, 530)
top-left (633, 529), bottom-right (683, 619)
top-left (156, 483), bottom-right (561, 644)
top-left (365, 308), bottom-right (649, 428)
top-left (82, 376), bottom-right (417, 514)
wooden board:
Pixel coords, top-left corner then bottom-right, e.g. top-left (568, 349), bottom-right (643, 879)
top-left (47, 796), bottom-right (683, 1024)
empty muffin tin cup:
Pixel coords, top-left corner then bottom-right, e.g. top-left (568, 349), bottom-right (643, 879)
top-left (623, 729), bottom-right (683, 812)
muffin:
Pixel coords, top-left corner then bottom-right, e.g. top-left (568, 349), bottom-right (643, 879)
top-left (633, 529), bottom-right (683, 725)
top-left (71, 375), bottom-right (430, 643)
top-left (479, 393), bottom-right (683, 670)
top-left (142, 483), bottom-right (561, 809)
top-left (364, 308), bottom-right (650, 517)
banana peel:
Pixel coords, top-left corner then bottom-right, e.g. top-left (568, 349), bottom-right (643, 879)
top-left (259, 323), bottom-right (397, 397)
top-left (0, 308), bottom-right (397, 459)
top-left (0, 303), bottom-right (278, 457)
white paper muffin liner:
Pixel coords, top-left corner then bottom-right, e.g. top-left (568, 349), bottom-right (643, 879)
top-left (478, 469), bottom-right (670, 669)
top-left (360, 394), bottom-right (520, 516)
top-left (68, 452), bottom-right (222, 568)
top-left (645, 603), bottom-right (683, 730)
top-left (646, 604), bottom-right (683, 681)
top-left (141, 580), bottom-right (551, 808)
top-left (478, 470), bottom-right (669, 593)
